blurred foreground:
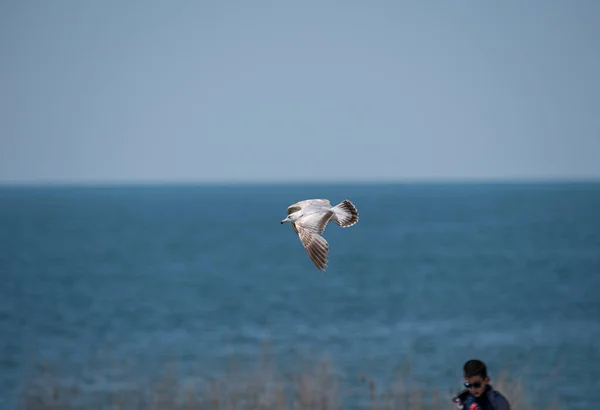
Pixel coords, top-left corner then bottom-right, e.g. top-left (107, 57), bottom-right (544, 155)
top-left (18, 350), bottom-right (559, 410)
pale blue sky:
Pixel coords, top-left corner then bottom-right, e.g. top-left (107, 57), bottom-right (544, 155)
top-left (1, 0), bottom-right (599, 183)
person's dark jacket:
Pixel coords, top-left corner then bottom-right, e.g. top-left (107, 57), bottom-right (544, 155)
top-left (452, 385), bottom-right (511, 410)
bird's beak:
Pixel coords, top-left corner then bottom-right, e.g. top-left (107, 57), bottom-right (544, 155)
top-left (281, 217), bottom-right (289, 224)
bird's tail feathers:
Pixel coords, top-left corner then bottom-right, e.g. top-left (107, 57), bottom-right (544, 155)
top-left (332, 200), bottom-right (359, 228)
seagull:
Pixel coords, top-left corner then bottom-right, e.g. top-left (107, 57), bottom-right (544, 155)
top-left (281, 198), bottom-right (359, 272)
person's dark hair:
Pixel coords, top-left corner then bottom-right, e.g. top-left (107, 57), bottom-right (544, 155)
top-left (463, 359), bottom-right (488, 378)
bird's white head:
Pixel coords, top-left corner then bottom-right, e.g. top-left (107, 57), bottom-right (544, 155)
top-left (281, 210), bottom-right (302, 224)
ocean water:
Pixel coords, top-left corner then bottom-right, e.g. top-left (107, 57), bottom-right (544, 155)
top-left (1, 183), bottom-right (599, 409)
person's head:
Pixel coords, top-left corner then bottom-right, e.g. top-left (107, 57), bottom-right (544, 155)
top-left (463, 359), bottom-right (490, 398)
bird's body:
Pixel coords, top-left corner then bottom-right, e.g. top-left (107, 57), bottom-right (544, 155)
top-left (281, 198), bottom-right (359, 272)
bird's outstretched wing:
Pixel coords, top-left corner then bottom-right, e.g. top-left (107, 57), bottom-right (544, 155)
top-left (287, 205), bottom-right (301, 215)
top-left (294, 199), bottom-right (331, 209)
top-left (294, 211), bottom-right (334, 271)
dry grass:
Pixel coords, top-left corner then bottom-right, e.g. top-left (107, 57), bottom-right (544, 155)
top-left (16, 351), bottom-right (559, 410)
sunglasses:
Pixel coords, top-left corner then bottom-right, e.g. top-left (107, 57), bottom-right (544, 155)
top-left (464, 382), bottom-right (483, 389)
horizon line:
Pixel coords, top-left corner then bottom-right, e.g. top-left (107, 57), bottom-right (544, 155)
top-left (1, 176), bottom-right (600, 187)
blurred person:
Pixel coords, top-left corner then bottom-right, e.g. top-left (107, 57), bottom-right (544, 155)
top-left (452, 359), bottom-right (511, 410)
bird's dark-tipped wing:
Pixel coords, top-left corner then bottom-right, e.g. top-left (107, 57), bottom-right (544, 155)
top-left (294, 211), bottom-right (334, 271)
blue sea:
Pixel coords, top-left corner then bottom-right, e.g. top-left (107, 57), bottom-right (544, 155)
top-left (1, 183), bottom-right (599, 409)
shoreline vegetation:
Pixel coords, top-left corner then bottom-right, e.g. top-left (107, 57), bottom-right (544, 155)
top-left (15, 349), bottom-right (560, 410)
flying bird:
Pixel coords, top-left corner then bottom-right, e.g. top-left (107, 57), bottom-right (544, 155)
top-left (281, 198), bottom-right (359, 272)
